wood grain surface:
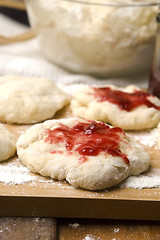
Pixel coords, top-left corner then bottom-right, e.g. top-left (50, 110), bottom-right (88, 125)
top-left (58, 218), bottom-right (160, 240)
top-left (0, 217), bottom-right (57, 240)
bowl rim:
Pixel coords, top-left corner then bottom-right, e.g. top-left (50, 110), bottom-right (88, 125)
top-left (60, 0), bottom-right (160, 7)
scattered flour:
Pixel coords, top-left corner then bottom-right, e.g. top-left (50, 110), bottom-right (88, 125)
top-left (127, 128), bottom-right (159, 148)
top-left (0, 158), bottom-right (75, 188)
top-left (0, 160), bottom-right (160, 189)
top-left (119, 168), bottom-right (160, 189)
top-left (114, 228), bottom-right (120, 233)
top-left (0, 164), bottom-right (36, 184)
top-left (69, 223), bottom-right (80, 228)
top-left (83, 234), bottom-right (101, 240)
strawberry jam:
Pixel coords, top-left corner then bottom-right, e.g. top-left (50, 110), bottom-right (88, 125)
top-left (92, 87), bottom-right (160, 112)
top-left (44, 121), bottom-right (129, 164)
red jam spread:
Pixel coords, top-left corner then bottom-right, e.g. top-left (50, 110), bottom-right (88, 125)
top-left (44, 121), bottom-right (129, 164)
top-left (92, 87), bottom-right (160, 112)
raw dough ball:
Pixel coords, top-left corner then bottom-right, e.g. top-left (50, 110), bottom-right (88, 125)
top-left (71, 85), bottom-right (160, 130)
top-left (0, 124), bottom-right (16, 161)
top-left (0, 75), bottom-right (70, 124)
top-left (17, 118), bottom-right (150, 190)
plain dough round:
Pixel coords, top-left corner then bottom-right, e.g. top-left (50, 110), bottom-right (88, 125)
top-left (17, 118), bottom-right (150, 190)
top-left (0, 75), bottom-right (70, 124)
top-left (0, 124), bottom-right (16, 161)
top-left (71, 85), bottom-right (160, 130)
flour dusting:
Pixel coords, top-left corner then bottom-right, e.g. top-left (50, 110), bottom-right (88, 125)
top-left (127, 128), bottom-right (159, 148)
top-left (0, 161), bottom-right (160, 189)
top-left (69, 223), bottom-right (80, 228)
top-left (83, 234), bottom-right (101, 240)
top-left (0, 164), bottom-right (36, 184)
top-left (119, 168), bottom-right (160, 189)
top-left (0, 159), bottom-right (76, 189)
top-left (114, 228), bottom-right (120, 233)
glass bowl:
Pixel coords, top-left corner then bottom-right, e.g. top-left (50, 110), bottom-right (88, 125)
top-left (26, 0), bottom-right (160, 78)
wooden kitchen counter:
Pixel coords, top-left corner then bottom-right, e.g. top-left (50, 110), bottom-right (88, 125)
top-left (58, 218), bottom-right (160, 240)
top-left (0, 217), bottom-right (160, 240)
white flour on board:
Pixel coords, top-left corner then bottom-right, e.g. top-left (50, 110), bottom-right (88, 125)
top-left (127, 128), bottom-right (159, 148)
top-left (0, 164), bottom-right (36, 184)
top-left (119, 168), bottom-right (160, 189)
top-left (69, 223), bottom-right (80, 229)
top-left (120, 128), bottom-right (160, 189)
top-left (83, 234), bottom-right (101, 240)
top-left (0, 158), bottom-right (75, 189)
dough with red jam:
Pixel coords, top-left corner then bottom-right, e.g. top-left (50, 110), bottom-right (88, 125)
top-left (17, 118), bottom-right (150, 190)
top-left (71, 85), bottom-right (160, 130)
top-left (0, 124), bottom-right (16, 161)
top-left (0, 75), bottom-right (70, 124)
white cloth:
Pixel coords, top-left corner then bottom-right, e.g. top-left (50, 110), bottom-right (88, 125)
top-left (0, 14), bottom-right (149, 87)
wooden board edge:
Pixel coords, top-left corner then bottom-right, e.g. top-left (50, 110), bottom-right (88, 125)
top-left (0, 196), bottom-right (160, 221)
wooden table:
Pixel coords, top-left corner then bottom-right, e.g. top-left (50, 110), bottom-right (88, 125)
top-left (0, 217), bottom-right (160, 240)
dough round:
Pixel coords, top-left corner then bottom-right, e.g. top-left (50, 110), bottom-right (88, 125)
top-left (71, 85), bottom-right (160, 130)
top-left (17, 118), bottom-right (150, 190)
top-left (0, 75), bottom-right (70, 124)
top-left (0, 124), bottom-right (16, 161)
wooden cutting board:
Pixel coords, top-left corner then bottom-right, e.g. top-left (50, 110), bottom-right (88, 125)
top-left (1, 107), bottom-right (160, 221)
